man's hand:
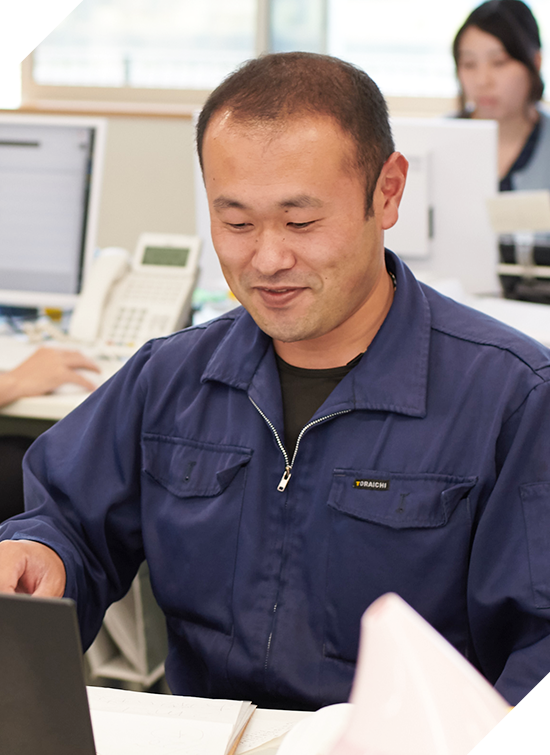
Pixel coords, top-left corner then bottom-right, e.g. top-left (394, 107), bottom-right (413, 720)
top-left (0, 540), bottom-right (66, 597)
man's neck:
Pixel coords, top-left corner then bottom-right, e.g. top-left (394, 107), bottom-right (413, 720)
top-left (273, 270), bottom-right (395, 369)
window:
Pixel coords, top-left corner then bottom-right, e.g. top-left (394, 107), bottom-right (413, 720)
top-left (328, 0), bottom-right (550, 98)
top-left (33, 0), bottom-right (257, 90)
top-left (14, 0), bottom-right (550, 108)
top-left (328, 0), bottom-right (475, 97)
top-left (270, 0), bottom-right (326, 54)
top-left (21, 0), bottom-right (327, 106)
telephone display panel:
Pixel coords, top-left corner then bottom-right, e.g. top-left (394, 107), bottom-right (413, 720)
top-left (142, 246), bottom-right (190, 267)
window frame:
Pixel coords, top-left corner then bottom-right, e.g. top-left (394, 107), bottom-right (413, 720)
top-left (21, 0), bottom-right (270, 113)
top-left (20, 0), bottom-right (458, 118)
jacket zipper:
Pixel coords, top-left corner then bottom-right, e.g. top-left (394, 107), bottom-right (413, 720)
top-left (249, 396), bottom-right (351, 679)
top-left (248, 396), bottom-right (351, 490)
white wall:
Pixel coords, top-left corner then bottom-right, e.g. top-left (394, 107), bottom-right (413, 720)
top-left (95, 115), bottom-right (197, 254)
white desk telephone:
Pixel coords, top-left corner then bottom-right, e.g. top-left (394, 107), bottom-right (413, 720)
top-left (69, 233), bottom-right (201, 356)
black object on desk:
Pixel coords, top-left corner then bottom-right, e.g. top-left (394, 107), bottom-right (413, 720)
top-left (0, 592), bottom-right (96, 755)
top-left (0, 304), bottom-right (39, 321)
top-left (499, 239), bottom-right (550, 303)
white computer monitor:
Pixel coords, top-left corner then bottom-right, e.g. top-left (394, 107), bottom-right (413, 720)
top-left (386, 117), bottom-right (499, 295)
top-left (0, 113), bottom-right (107, 310)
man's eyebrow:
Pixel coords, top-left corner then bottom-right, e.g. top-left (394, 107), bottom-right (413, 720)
top-left (213, 196), bottom-right (248, 210)
top-left (279, 195), bottom-right (323, 209)
top-left (212, 194), bottom-right (324, 211)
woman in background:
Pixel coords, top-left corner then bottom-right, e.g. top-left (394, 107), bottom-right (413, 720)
top-left (453, 0), bottom-right (546, 191)
top-left (453, 0), bottom-right (550, 301)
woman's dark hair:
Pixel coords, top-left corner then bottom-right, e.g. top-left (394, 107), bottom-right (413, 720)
top-left (196, 52), bottom-right (395, 219)
top-left (453, 0), bottom-right (544, 112)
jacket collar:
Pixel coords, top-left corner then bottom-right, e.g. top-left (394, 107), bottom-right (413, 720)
top-left (202, 251), bottom-right (430, 418)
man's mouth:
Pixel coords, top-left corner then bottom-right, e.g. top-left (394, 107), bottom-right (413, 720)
top-left (255, 286), bottom-right (305, 306)
top-left (259, 287), bottom-right (297, 293)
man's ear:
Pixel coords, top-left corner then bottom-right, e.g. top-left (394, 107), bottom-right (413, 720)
top-left (374, 152), bottom-right (408, 231)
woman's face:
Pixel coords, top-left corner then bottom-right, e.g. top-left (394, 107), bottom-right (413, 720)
top-left (457, 25), bottom-right (536, 122)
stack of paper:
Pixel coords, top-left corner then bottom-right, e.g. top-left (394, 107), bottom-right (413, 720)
top-left (87, 686), bottom-right (255, 755)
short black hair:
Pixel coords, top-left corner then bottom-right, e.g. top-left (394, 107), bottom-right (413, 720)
top-left (196, 52), bottom-right (395, 218)
top-left (453, 0), bottom-right (544, 112)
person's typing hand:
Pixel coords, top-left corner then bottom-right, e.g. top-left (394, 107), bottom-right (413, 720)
top-left (0, 540), bottom-right (66, 597)
top-left (0, 347), bottom-right (100, 406)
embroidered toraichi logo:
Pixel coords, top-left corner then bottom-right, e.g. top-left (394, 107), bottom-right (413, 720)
top-left (353, 479), bottom-right (390, 491)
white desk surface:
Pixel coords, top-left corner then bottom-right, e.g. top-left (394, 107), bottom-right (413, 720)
top-left (88, 687), bottom-right (550, 755)
top-left (0, 391), bottom-right (88, 421)
top-left (466, 295), bottom-right (550, 348)
top-left (2, 293), bottom-right (550, 423)
top-left (423, 277), bottom-right (550, 348)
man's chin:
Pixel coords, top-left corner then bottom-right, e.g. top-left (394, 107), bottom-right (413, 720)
top-left (248, 311), bottom-right (320, 344)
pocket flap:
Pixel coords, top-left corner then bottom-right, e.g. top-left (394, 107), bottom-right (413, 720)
top-left (328, 469), bottom-right (477, 529)
top-left (142, 435), bottom-right (253, 498)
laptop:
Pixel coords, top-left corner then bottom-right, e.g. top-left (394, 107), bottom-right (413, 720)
top-left (0, 592), bottom-right (96, 755)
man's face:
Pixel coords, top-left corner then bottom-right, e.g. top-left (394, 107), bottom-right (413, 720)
top-left (202, 113), bottom-right (390, 348)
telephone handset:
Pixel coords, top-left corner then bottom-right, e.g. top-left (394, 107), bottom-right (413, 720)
top-left (69, 233), bottom-right (201, 356)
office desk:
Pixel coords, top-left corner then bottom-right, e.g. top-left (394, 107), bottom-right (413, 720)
top-left (0, 298), bottom-right (239, 424)
top-left (424, 282), bottom-right (550, 348)
top-left (0, 391), bottom-right (87, 422)
top-left (466, 294), bottom-right (550, 348)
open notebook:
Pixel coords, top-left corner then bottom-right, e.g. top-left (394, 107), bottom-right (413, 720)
top-left (0, 592), bottom-right (254, 755)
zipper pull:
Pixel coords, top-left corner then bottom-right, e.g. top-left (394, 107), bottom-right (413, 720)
top-left (277, 466), bottom-right (292, 492)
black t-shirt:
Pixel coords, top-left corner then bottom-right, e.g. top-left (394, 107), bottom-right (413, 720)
top-left (275, 352), bottom-right (363, 459)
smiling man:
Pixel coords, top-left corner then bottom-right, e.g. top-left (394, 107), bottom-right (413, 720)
top-left (202, 112), bottom-right (403, 367)
top-left (1, 53), bottom-right (550, 710)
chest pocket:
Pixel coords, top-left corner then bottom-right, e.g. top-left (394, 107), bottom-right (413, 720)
top-left (328, 469), bottom-right (477, 528)
top-left (140, 434), bottom-right (253, 634)
top-left (323, 468), bottom-right (477, 665)
top-left (142, 434), bottom-right (253, 498)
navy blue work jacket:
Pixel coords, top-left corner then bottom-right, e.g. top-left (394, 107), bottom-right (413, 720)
top-left (2, 251), bottom-right (550, 709)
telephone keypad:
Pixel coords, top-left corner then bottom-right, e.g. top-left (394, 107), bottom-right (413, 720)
top-left (123, 275), bottom-right (183, 303)
top-left (106, 307), bottom-right (147, 348)
top-left (104, 273), bottom-right (187, 348)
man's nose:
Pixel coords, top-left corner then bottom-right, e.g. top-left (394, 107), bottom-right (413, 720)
top-left (251, 230), bottom-right (295, 275)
